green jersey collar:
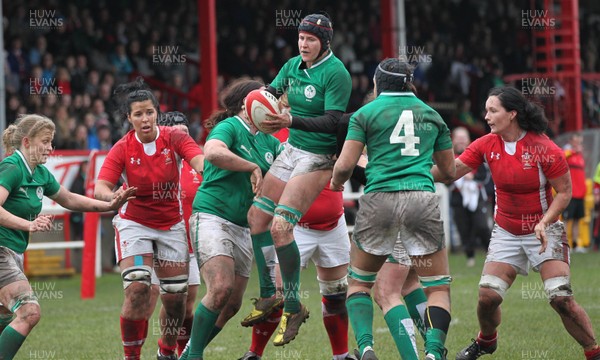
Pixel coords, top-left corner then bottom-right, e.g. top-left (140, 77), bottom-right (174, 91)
top-left (14, 149), bottom-right (34, 175)
top-left (235, 116), bottom-right (253, 134)
top-left (379, 92), bottom-right (416, 97)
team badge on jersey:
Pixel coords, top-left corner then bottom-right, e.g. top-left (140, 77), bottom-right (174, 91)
top-left (162, 148), bottom-right (173, 165)
top-left (265, 152), bottom-right (274, 165)
top-left (190, 169), bottom-right (201, 184)
top-left (304, 85), bottom-right (316, 99)
top-left (36, 186), bottom-right (44, 200)
top-left (521, 151), bottom-right (533, 170)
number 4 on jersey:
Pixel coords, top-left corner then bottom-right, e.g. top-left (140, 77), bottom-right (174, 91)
top-left (389, 110), bottom-right (420, 156)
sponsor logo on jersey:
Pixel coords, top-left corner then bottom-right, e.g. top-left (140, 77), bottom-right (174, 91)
top-left (304, 85), bottom-right (316, 99)
top-left (490, 152), bottom-right (500, 160)
top-left (19, 187), bottom-right (29, 198)
top-left (130, 157), bottom-right (141, 165)
top-left (240, 145), bottom-right (252, 157)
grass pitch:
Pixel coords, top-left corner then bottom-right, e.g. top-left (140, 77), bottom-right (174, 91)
top-left (19, 252), bottom-right (600, 359)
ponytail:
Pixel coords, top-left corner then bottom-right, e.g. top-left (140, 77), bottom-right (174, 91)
top-left (2, 124), bottom-right (19, 155)
top-left (522, 101), bottom-right (547, 133)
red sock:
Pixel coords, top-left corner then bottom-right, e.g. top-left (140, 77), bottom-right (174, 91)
top-left (477, 331), bottom-right (498, 346)
top-left (158, 337), bottom-right (177, 356)
top-left (249, 307), bottom-right (282, 356)
top-left (322, 295), bottom-right (349, 357)
top-left (177, 317), bottom-right (194, 356)
top-left (585, 347), bottom-right (600, 360)
top-left (120, 317), bottom-right (148, 360)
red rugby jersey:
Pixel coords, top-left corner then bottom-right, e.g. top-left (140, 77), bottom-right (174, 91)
top-left (299, 184), bottom-right (344, 231)
top-left (459, 132), bottom-right (568, 235)
top-left (565, 150), bottom-right (586, 199)
top-left (98, 126), bottom-right (202, 230)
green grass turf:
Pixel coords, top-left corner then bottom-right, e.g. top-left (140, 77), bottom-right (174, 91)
top-left (17, 252), bottom-right (600, 359)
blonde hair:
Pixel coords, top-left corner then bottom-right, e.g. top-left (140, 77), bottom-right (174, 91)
top-left (2, 114), bottom-right (56, 155)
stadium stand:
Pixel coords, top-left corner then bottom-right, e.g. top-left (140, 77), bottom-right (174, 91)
top-left (5, 0), bottom-right (599, 153)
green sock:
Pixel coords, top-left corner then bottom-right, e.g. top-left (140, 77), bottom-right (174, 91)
top-left (188, 303), bottom-right (220, 359)
top-left (206, 325), bottom-right (222, 344)
top-left (0, 313), bottom-right (14, 335)
top-left (179, 342), bottom-right (190, 360)
top-left (0, 325), bottom-right (27, 360)
top-left (276, 241), bottom-right (301, 313)
top-left (424, 306), bottom-right (451, 359)
top-left (384, 304), bottom-right (419, 360)
top-left (425, 328), bottom-right (447, 359)
top-left (252, 232), bottom-right (277, 298)
top-left (404, 287), bottom-right (427, 340)
top-left (346, 293), bottom-right (374, 354)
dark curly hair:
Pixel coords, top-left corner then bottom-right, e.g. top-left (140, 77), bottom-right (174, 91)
top-left (204, 79), bottom-right (263, 131)
top-left (488, 86), bottom-right (548, 134)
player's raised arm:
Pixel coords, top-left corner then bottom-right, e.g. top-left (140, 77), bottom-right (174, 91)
top-left (51, 184), bottom-right (136, 212)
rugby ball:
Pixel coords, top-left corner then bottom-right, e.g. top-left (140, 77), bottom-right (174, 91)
top-left (244, 89), bottom-right (281, 133)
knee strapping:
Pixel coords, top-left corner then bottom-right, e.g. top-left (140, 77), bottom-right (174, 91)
top-left (419, 275), bottom-right (452, 288)
top-left (479, 274), bottom-right (509, 299)
top-left (9, 292), bottom-right (39, 313)
top-left (320, 276), bottom-right (347, 315)
top-left (122, 265), bottom-right (152, 289)
top-left (159, 274), bottom-right (189, 294)
top-left (318, 275), bottom-right (348, 296)
top-left (253, 196), bottom-right (277, 216)
top-left (274, 205), bottom-right (303, 226)
top-left (348, 266), bottom-right (377, 284)
top-left (544, 276), bottom-right (572, 301)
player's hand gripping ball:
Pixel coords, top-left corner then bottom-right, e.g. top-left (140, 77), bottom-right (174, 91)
top-left (243, 89), bottom-right (281, 134)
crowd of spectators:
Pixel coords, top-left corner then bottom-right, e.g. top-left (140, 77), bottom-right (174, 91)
top-left (3, 0), bottom-right (600, 150)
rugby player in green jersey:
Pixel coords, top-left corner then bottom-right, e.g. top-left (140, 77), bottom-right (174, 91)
top-left (0, 114), bottom-right (135, 360)
top-left (179, 79), bottom-right (282, 360)
top-left (244, 13), bottom-right (352, 347)
top-left (332, 58), bottom-right (455, 360)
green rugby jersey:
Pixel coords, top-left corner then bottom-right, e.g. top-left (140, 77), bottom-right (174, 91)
top-left (193, 116), bottom-right (282, 227)
top-left (271, 52), bottom-right (351, 154)
top-left (347, 92), bottom-right (452, 193)
top-left (0, 150), bottom-right (61, 253)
